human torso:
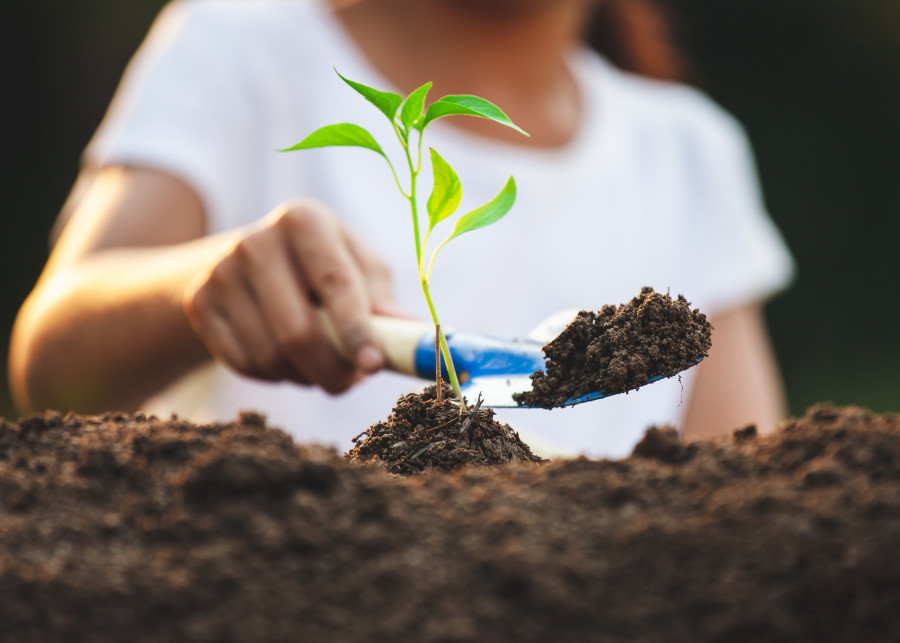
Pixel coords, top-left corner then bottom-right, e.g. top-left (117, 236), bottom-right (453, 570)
top-left (94, 0), bottom-right (792, 458)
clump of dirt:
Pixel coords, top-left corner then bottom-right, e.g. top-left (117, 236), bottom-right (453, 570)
top-left (346, 383), bottom-right (541, 474)
top-left (514, 286), bottom-right (712, 408)
top-left (2, 404), bottom-right (900, 642)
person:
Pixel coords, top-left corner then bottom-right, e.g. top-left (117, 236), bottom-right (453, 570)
top-left (8, 0), bottom-right (794, 459)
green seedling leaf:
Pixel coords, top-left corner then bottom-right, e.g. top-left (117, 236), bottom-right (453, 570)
top-left (426, 176), bottom-right (517, 281)
top-left (401, 82), bottom-right (433, 132)
top-left (423, 95), bottom-right (529, 137)
top-left (279, 123), bottom-right (385, 157)
top-left (336, 70), bottom-right (403, 124)
top-left (448, 176), bottom-right (516, 241)
top-left (426, 148), bottom-right (462, 231)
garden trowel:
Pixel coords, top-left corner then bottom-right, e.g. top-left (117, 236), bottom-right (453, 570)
top-left (325, 312), bottom-right (691, 409)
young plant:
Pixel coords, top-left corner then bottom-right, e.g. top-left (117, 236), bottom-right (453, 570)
top-left (281, 70), bottom-right (528, 405)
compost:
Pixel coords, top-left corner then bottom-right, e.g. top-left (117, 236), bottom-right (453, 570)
top-left (514, 286), bottom-right (712, 408)
top-left (2, 404), bottom-right (900, 642)
top-left (346, 383), bottom-right (541, 473)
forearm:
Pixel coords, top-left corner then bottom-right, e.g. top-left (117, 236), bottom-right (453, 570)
top-left (8, 235), bottom-right (230, 414)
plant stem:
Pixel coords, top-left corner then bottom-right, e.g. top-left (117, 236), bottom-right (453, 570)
top-left (398, 124), bottom-right (465, 406)
top-left (435, 323), bottom-right (442, 404)
top-left (405, 143), bottom-right (424, 264)
top-left (420, 277), bottom-right (464, 404)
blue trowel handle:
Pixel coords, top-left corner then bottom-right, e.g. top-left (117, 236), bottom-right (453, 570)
top-left (412, 328), bottom-right (545, 383)
top-left (319, 312), bottom-right (544, 382)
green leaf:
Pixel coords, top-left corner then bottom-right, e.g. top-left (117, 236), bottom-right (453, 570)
top-left (336, 70), bottom-right (403, 124)
top-left (422, 95), bottom-right (529, 137)
top-left (426, 148), bottom-right (462, 231)
top-left (447, 176), bottom-right (517, 242)
top-left (279, 123), bottom-right (385, 157)
top-left (400, 81), bottom-right (433, 131)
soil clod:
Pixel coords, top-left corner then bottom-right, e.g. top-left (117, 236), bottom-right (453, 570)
top-left (733, 424), bottom-right (758, 442)
top-left (514, 287), bottom-right (712, 408)
top-left (346, 384), bottom-right (541, 474)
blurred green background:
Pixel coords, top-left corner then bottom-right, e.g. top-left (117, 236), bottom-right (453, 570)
top-left (2, 0), bottom-right (898, 419)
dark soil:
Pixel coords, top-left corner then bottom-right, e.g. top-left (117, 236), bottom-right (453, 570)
top-left (514, 287), bottom-right (712, 408)
top-left (2, 404), bottom-right (900, 642)
top-left (346, 384), bottom-right (541, 474)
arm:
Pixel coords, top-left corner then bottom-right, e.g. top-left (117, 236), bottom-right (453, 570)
top-left (8, 165), bottom-right (394, 414)
top-left (681, 302), bottom-right (788, 440)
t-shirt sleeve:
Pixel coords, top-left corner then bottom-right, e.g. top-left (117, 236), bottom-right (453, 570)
top-left (83, 1), bottom-right (260, 233)
top-left (675, 100), bottom-right (795, 316)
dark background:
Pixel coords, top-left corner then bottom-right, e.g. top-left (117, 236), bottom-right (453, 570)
top-left (3, 0), bottom-right (898, 419)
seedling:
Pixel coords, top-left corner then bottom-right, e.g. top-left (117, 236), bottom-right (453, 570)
top-left (281, 70), bottom-right (529, 405)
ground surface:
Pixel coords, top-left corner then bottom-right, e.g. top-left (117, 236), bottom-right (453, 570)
top-left (514, 287), bottom-right (712, 408)
top-left (1, 404), bottom-right (899, 642)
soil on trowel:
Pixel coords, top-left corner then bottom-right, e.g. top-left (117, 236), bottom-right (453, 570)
top-left (514, 286), bottom-right (712, 408)
top-left (346, 383), bottom-right (541, 474)
top-left (2, 405), bottom-right (900, 641)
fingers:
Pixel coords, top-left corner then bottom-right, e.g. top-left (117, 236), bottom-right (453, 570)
top-left (277, 202), bottom-right (384, 373)
top-left (185, 248), bottom-right (304, 383)
top-left (238, 221), bottom-right (361, 393)
top-left (184, 198), bottom-right (393, 395)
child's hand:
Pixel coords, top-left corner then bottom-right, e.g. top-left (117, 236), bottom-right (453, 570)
top-left (184, 198), bottom-right (396, 393)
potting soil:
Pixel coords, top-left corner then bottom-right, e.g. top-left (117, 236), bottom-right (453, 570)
top-left (514, 286), bottom-right (712, 408)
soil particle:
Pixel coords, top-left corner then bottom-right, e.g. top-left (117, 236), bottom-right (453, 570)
top-left (514, 287), bottom-right (712, 408)
top-left (631, 425), bottom-right (698, 464)
top-left (1, 404), bottom-right (900, 642)
top-left (733, 424), bottom-right (758, 442)
top-left (346, 384), bottom-right (541, 474)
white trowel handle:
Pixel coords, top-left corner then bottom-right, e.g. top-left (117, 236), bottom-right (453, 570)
top-left (316, 311), bottom-right (432, 377)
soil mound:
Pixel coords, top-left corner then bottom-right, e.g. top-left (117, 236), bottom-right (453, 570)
top-left (346, 384), bottom-right (541, 473)
top-left (1, 404), bottom-right (899, 642)
top-left (514, 287), bottom-right (712, 408)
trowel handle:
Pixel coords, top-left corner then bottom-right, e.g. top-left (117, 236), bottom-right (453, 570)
top-left (318, 311), bottom-right (545, 382)
top-left (369, 315), bottom-right (435, 376)
top-left (316, 311), bottom-right (432, 377)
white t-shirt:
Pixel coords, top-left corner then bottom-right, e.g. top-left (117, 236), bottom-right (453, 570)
top-left (85, 0), bottom-right (794, 459)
